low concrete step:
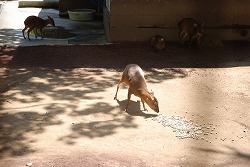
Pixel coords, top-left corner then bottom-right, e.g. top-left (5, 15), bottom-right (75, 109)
top-left (18, 0), bottom-right (59, 8)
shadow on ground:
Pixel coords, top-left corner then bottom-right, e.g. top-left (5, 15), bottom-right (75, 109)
top-left (0, 67), bottom-right (136, 157)
top-left (189, 146), bottom-right (250, 166)
top-left (3, 41), bottom-right (250, 69)
top-left (0, 41), bottom-right (250, 158)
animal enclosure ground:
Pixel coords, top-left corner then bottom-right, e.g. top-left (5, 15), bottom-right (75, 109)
top-left (0, 42), bottom-right (250, 167)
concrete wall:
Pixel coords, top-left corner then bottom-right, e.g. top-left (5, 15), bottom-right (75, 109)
top-left (104, 0), bottom-right (250, 42)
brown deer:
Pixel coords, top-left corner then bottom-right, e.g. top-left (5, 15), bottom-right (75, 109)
top-left (114, 64), bottom-right (159, 113)
top-left (22, 15), bottom-right (55, 40)
top-left (203, 36), bottom-right (223, 48)
top-left (149, 35), bottom-right (166, 51)
top-left (178, 18), bottom-right (203, 49)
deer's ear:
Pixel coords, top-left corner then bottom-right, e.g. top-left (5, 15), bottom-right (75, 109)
top-left (148, 93), bottom-right (154, 101)
top-left (150, 90), bottom-right (154, 96)
top-left (146, 95), bottom-right (154, 101)
top-left (151, 95), bottom-right (155, 100)
top-left (142, 92), bottom-right (151, 101)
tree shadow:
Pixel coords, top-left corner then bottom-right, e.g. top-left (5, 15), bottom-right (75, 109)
top-left (227, 146), bottom-right (250, 161)
top-left (0, 29), bottom-right (24, 46)
top-left (1, 40), bottom-right (250, 159)
top-left (145, 68), bottom-right (188, 84)
top-left (0, 110), bottom-right (63, 158)
top-left (57, 101), bottom-right (138, 144)
top-left (0, 66), bottom-right (140, 157)
top-left (193, 146), bottom-right (250, 166)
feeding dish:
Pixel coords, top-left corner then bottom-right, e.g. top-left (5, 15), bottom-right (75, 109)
top-left (68, 9), bottom-right (96, 21)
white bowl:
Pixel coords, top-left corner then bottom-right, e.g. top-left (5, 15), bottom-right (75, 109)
top-left (68, 9), bottom-right (96, 21)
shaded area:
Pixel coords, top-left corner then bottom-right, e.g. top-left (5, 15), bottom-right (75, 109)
top-left (0, 67), bottom-right (138, 157)
top-left (6, 41), bottom-right (250, 69)
top-left (193, 146), bottom-right (250, 166)
top-left (58, 102), bottom-right (137, 144)
top-left (0, 110), bottom-right (63, 158)
top-left (0, 45), bottom-right (15, 66)
top-left (0, 43), bottom-right (193, 158)
top-left (68, 33), bottom-right (106, 44)
top-left (0, 29), bottom-right (24, 46)
top-left (0, 41), bottom-right (250, 160)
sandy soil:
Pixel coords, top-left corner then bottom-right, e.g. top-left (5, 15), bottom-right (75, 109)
top-left (0, 42), bottom-right (250, 167)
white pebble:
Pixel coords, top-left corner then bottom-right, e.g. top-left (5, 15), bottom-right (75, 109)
top-left (26, 162), bottom-right (33, 167)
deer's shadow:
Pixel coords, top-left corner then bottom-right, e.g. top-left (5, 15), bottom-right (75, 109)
top-left (115, 99), bottom-right (158, 118)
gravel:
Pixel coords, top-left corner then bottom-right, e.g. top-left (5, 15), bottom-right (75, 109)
top-left (152, 114), bottom-right (206, 139)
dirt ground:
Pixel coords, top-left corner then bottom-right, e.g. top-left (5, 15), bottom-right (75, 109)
top-left (0, 42), bottom-right (250, 167)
